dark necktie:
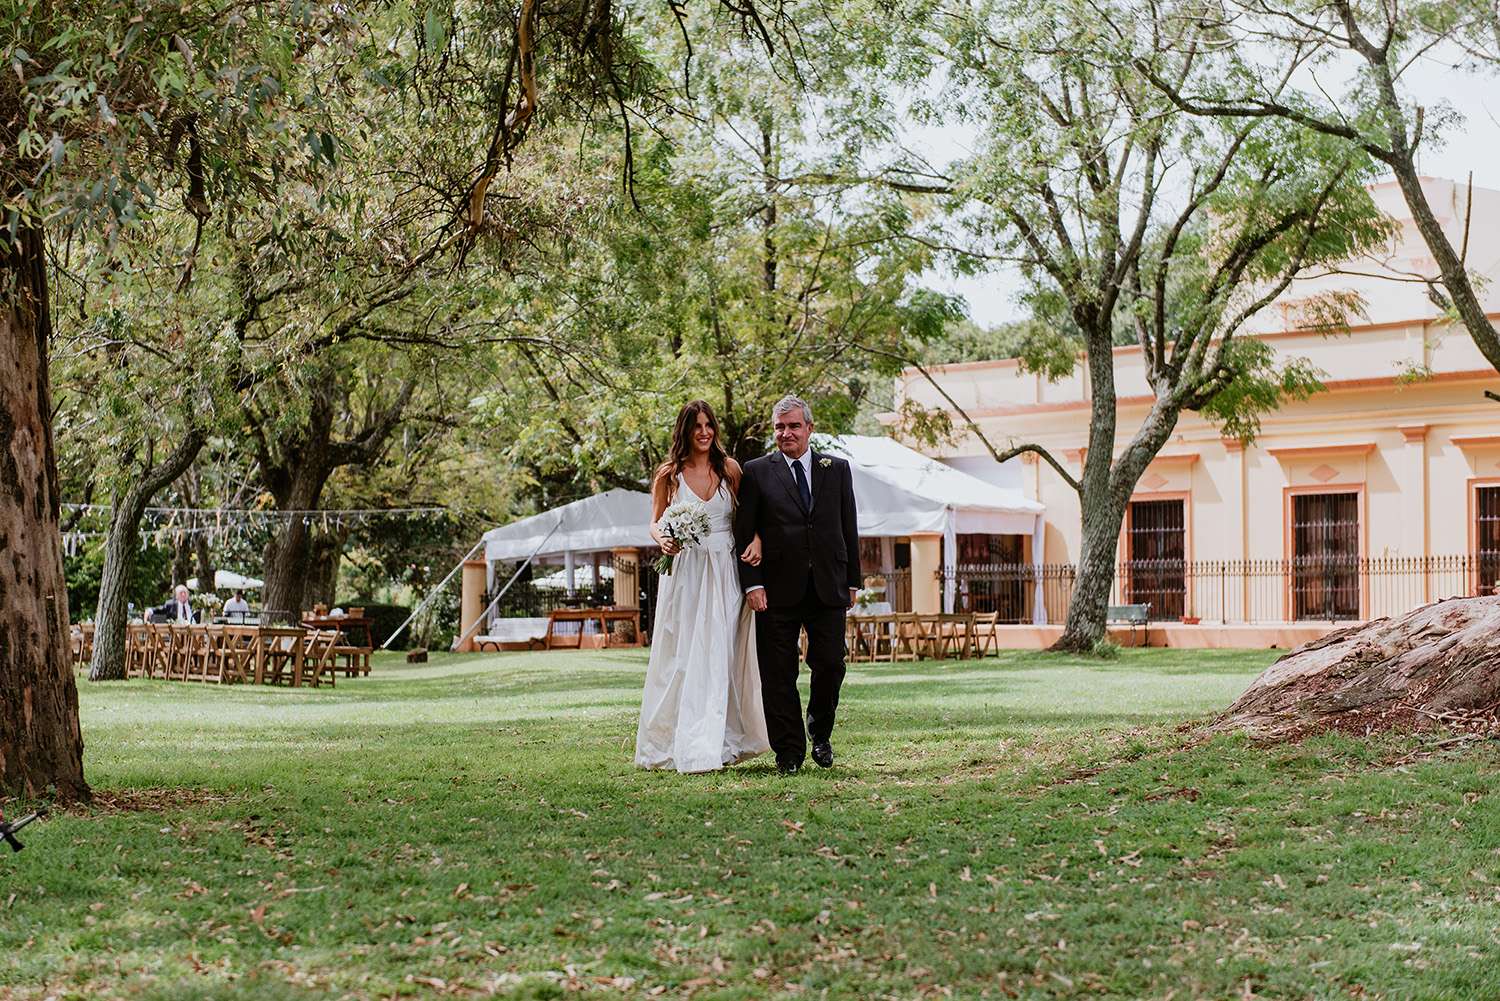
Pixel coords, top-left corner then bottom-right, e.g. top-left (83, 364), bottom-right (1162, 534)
top-left (792, 458), bottom-right (810, 511)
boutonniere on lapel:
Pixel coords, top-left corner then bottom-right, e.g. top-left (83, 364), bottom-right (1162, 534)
top-left (819, 457), bottom-right (832, 468)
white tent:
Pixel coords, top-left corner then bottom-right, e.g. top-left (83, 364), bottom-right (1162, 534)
top-left (476, 437), bottom-right (1048, 619)
top-left (481, 488), bottom-right (654, 595)
top-left (819, 434), bottom-right (1047, 620)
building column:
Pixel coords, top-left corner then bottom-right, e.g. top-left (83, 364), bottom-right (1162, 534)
top-left (457, 558), bottom-right (487, 652)
top-left (1222, 438), bottom-right (1245, 624)
top-left (909, 532), bottom-right (943, 614)
top-left (1399, 424), bottom-right (1430, 604)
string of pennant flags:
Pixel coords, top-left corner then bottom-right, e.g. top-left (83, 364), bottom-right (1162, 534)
top-left (57, 504), bottom-right (473, 557)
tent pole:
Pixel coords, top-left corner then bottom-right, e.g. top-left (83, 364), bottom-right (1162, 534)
top-left (380, 539), bottom-right (486, 650)
top-left (449, 519), bottom-right (564, 651)
top-left (942, 510), bottom-right (957, 614)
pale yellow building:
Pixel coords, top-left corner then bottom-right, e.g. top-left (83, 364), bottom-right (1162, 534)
top-left (885, 178), bottom-right (1500, 637)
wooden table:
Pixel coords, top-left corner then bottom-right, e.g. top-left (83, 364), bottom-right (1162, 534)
top-left (544, 607), bottom-right (642, 649)
top-left (301, 615), bottom-right (373, 644)
top-left (302, 616), bottom-right (374, 677)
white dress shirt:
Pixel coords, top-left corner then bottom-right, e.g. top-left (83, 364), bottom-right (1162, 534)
top-left (784, 448), bottom-right (813, 487)
top-left (746, 449), bottom-right (814, 596)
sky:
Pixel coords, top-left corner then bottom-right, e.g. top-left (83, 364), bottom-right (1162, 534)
top-left (917, 58), bottom-right (1500, 327)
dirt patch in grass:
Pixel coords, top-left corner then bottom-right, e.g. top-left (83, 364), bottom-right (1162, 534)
top-left (72, 786), bottom-right (242, 814)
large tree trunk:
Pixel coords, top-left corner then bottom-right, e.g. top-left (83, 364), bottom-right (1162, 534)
top-left (89, 432), bottom-right (207, 681)
top-left (0, 223), bottom-right (88, 801)
top-left (1051, 326), bottom-right (1123, 653)
top-left (171, 534), bottom-right (193, 593)
top-left (259, 460), bottom-right (335, 624)
top-left (306, 527), bottom-right (348, 609)
top-left (1218, 596), bottom-right (1500, 739)
top-left (254, 376), bottom-right (413, 623)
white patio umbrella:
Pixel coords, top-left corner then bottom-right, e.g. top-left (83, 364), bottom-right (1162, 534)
top-left (186, 570), bottom-right (265, 591)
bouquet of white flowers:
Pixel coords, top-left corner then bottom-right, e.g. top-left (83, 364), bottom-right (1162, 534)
top-left (653, 499), bottom-right (712, 575)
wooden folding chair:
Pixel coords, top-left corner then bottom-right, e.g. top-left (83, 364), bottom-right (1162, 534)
top-left (970, 611), bottom-right (1000, 658)
top-left (302, 629), bottom-right (340, 687)
top-left (165, 623), bottom-right (195, 681)
top-left (891, 614), bottom-right (925, 661)
top-left (932, 613), bottom-right (976, 660)
top-left (125, 623), bottom-right (149, 678)
top-left (258, 627), bottom-right (306, 686)
top-left (182, 625), bottom-right (212, 682)
top-left (220, 626), bottom-right (258, 684)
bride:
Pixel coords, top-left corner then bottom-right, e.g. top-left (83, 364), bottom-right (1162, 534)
top-left (635, 401), bottom-right (770, 772)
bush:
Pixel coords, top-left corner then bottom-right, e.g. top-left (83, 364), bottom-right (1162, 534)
top-left (359, 603), bottom-right (414, 650)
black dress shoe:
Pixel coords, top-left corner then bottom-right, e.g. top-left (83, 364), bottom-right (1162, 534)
top-left (777, 759), bottom-right (801, 775)
top-left (811, 741), bottom-right (834, 768)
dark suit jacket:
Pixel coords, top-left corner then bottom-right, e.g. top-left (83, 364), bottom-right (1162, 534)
top-left (735, 450), bottom-right (861, 607)
top-left (158, 599), bottom-right (197, 623)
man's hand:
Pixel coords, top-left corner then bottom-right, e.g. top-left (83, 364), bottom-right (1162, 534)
top-left (746, 587), bottom-right (768, 611)
top-left (848, 588), bottom-right (858, 609)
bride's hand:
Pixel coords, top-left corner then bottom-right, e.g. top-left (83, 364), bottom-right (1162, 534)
top-left (740, 534), bottom-right (762, 566)
top-left (652, 527), bottom-right (681, 556)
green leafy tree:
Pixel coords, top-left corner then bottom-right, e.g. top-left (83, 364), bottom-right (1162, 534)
top-left (0, 0), bottom-right (369, 797)
top-left (1137, 0), bottom-right (1500, 378)
top-left (861, 0), bottom-right (1392, 650)
top-left (479, 13), bottom-right (953, 486)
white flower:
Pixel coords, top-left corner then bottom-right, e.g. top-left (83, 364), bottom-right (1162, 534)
top-left (654, 499), bottom-right (711, 575)
top-left (819, 457), bottom-right (832, 467)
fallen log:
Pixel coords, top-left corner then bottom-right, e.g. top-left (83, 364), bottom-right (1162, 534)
top-left (1217, 595), bottom-right (1500, 739)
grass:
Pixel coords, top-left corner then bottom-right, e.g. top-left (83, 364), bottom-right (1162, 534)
top-left (3, 647), bottom-right (1500, 1000)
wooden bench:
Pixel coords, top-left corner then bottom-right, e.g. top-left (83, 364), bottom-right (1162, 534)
top-left (1106, 603), bottom-right (1151, 647)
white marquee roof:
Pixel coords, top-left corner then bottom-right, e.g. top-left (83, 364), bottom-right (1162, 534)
top-left (480, 437), bottom-right (1044, 564)
top-left (481, 488), bottom-right (655, 563)
top-left (820, 434), bottom-right (1044, 537)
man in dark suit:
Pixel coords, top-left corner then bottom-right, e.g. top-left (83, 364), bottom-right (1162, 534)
top-left (156, 583), bottom-right (198, 623)
top-left (735, 395), bottom-right (861, 774)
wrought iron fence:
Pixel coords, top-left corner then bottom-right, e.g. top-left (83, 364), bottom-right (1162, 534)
top-left (483, 580), bottom-right (617, 620)
top-left (944, 564), bottom-right (1077, 623)
top-left (945, 555), bottom-right (1492, 624)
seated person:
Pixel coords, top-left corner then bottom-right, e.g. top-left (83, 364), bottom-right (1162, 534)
top-left (223, 589), bottom-right (251, 622)
top-left (154, 584), bottom-right (198, 624)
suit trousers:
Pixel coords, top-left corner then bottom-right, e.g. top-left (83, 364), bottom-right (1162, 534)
top-left (755, 571), bottom-right (847, 765)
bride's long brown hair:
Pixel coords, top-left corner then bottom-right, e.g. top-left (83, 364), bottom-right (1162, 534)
top-left (655, 400), bottom-right (732, 503)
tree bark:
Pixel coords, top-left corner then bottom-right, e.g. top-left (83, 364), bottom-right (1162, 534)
top-left (0, 222), bottom-right (88, 801)
top-left (89, 431), bottom-right (207, 681)
top-left (254, 375), bottom-right (413, 623)
top-left (1052, 326), bottom-right (1122, 652)
top-left (306, 526), bottom-right (349, 608)
top-left (259, 462), bottom-right (333, 624)
top-left (1217, 596), bottom-right (1500, 739)
top-left (171, 534), bottom-right (193, 594)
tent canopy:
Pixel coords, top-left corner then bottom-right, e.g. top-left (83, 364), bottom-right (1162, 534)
top-left (480, 439), bottom-right (1045, 564)
top-left (820, 434), bottom-right (1044, 537)
top-left (482, 488), bottom-right (654, 563)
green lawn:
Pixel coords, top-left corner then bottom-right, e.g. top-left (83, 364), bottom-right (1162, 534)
top-left (4, 647), bottom-right (1499, 1000)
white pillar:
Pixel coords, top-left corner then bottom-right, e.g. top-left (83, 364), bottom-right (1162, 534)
top-left (564, 551), bottom-right (576, 596)
top-left (1400, 424), bottom-right (1430, 605)
top-left (1031, 513), bottom-right (1047, 625)
top-left (910, 533), bottom-right (943, 614)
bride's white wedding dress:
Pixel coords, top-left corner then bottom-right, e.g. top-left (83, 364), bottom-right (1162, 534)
top-left (635, 477), bottom-right (770, 773)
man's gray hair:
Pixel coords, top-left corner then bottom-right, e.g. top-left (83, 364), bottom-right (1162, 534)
top-left (772, 394), bottom-right (814, 426)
